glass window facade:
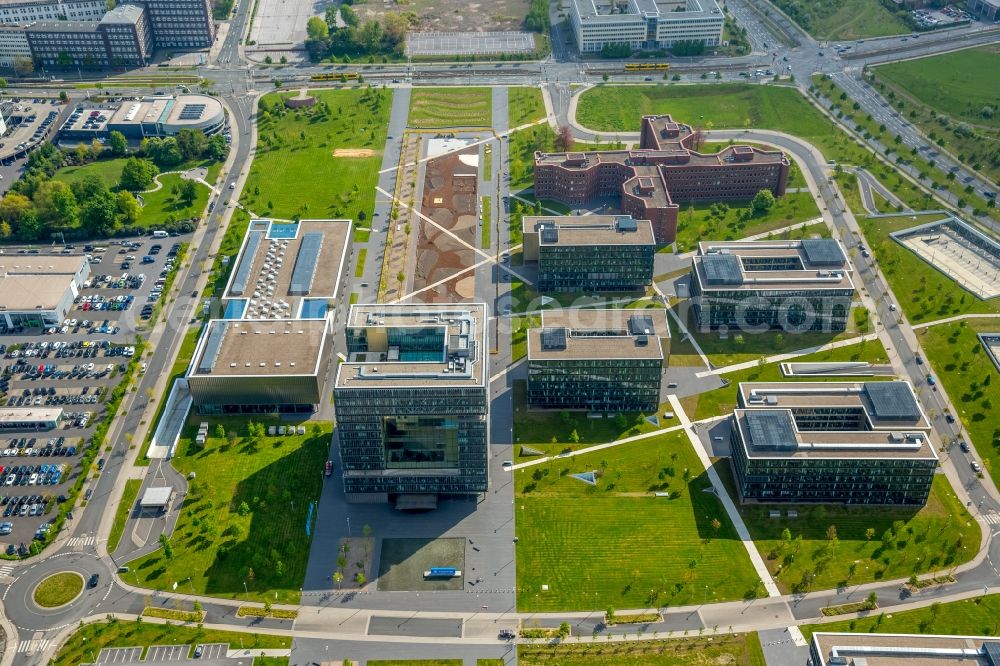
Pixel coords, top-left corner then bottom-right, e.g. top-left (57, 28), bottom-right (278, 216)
top-left (528, 357), bottom-right (662, 412)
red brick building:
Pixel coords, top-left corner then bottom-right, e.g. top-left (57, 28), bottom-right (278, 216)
top-left (534, 115), bottom-right (790, 245)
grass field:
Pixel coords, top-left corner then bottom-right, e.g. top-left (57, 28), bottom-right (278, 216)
top-left (680, 339), bottom-right (889, 420)
top-left (674, 192), bottom-right (821, 252)
top-left (33, 572), bottom-right (83, 607)
top-left (368, 661), bottom-right (461, 666)
top-left (509, 87), bottom-right (546, 127)
top-left (918, 318), bottom-right (1000, 490)
top-left (515, 431), bottom-right (761, 611)
top-left (717, 467), bottom-right (980, 593)
top-left (858, 215), bottom-right (1000, 322)
top-left (875, 45), bottom-right (1000, 131)
top-left (54, 157), bottom-right (132, 188)
top-left (242, 88), bottom-right (390, 222)
top-left (801, 595), bottom-right (1000, 639)
top-left (108, 479), bottom-right (141, 552)
top-left (354, 248), bottom-right (367, 278)
top-left (771, 0), bottom-right (910, 40)
top-left (127, 418), bottom-right (332, 603)
top-left (53, 619), bottom-right (290, 666)
top-left (409, 88), bottom-right (492, 128)
top-left (519, 633), bottom-right (766, 665)
top-left (481, 196), bottom-right (491, 248)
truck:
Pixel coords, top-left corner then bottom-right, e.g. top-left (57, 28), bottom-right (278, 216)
top-left (324, 460), bottom-right (333, 477)
top-left (424, 567), bottom-right (461, 578)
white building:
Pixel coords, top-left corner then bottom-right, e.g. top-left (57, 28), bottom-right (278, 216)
top-left (0, 0), bottom-right (106, 24)
top-left (569, 0), bottom-right (725, 53)
top-left (0, 255), bottom-right (90, 330)
top-left (0, 23), bottom-right (30, 67)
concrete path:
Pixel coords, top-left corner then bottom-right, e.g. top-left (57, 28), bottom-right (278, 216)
top-left (910, 312), bottom-right (1000, 330)
top-left (695, 333), bottom-right (881, 378)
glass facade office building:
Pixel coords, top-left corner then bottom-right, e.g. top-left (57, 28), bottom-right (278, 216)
top-left (335, 305), bottom-right (489, 504)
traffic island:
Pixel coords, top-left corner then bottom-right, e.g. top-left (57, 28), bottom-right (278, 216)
top-left (32, 571), bottom-right (85, 609)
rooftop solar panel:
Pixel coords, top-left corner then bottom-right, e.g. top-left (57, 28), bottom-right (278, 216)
top-left (178, 104), bottom-right (206, 120)
top-left (701, 253), bottom-right (743, 285)
top-left (289, 232), bottom-right (323, 295)
top-left (863, 382), bottom-right (920, 421)
top-left (541, 327), bottom-right (567, 351)
top-left (801, 239), bottom-right (846, 267)
top-left (230, 230), bottom-right (263, 296)
top-left (197, 321), bottom-right (227, 373)
top-left (744, 409), bottom-right (798, 451)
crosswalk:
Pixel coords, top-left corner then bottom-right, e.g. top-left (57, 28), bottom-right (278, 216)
top-left (983, 512), bottom-right (1000, 526)
top-left (17, 639), bottom-right (50, 654)
top-left (65, 536), bottom-right (98, 547)
top-left (0, 564), bottom-right (14, 577)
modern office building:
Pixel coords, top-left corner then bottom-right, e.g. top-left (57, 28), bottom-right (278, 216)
top-left (186, 318), bottom-right (334, 414)
top-left (730, 381), bottom-right (936, 505)
top-left (534, 115), bottom-right (789, 245)
top-left (59, 94), bottom-right (226, 142)
top-left (522, 214), bottom-right (656, 292)
top-left (569, 0), bottom-right (725, 53)
top-left (0, 407), bottom-right (62, 431)
top-left (0, 0), bottom-right (105, 24)
top-left (689, 239), bottom-right (855, 332)
top-left (811, 631), bottom-right (1000, 666)
top-left (334, 304), bottom-right (489, 507)
top-left (0, 23), bottom-right (31, 67)
top-left (968, 0), bottom-right (1000, 21)
top-left (26, 4), bottom-right (151, 67)
top-left (527, 309), bottom-right (669, 412)
top-left (221, 218), bottom-right (352, 321)
top-left (139, 0), bottom-right (215, 48)
top-left (0, 255), bottom-right (90, 330)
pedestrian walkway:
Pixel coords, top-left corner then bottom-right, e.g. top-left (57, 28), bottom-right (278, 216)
top-left (17, 639), bottom-right (50, 654)
top-left (696, 333), bottom-right (880, 378)
top-left (982, 512), bottom-right (1000, 526)
top-left (911, 312), bottom-right (999, 330)
top-left (0, 564), bottom-right (14, 577)
top-left (147, 378), bottom-right (191, 459)
top-left (667, 394), bottom-right (782, 598)
top-left (66, 536), bottom-right (98, 547)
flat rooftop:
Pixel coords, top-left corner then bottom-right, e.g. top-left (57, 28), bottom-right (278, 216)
top-left (735, 381), bottom-right (935, 461)
top-left (0, 408), bottom-right (62, 424)
top-left (692, 239), bottom-right (855, 292)
top-left (189, 318), bottom-right (329, 377)
top-left (573, 0), bottom-right (723, 22)
top-left (223, 219), bottom-right (351, 318)
top-left (336, 304), bottom-right (488, 390)
top-left (522, 214), bottom-right (656, 246)
top-left (62, 106), bottom-right (113, 134)
top-left (528, 308), bottom-right (669, 361)
top-left (0, 255), bottom-right (86, 311)
top-left (812, 632), bottom-right (1000, 666)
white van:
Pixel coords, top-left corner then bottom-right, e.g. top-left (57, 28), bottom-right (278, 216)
top-left (152, 230), bottom-right (169, 238)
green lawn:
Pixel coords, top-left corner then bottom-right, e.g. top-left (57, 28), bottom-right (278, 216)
top-left (509, 87), bottom-right (547, 127)
top-left (875, 45), bottom-right (1000, 131)
top-left (510, 123), bottom-right (556, 191)
top-left (481, 196), bottom-right (491, 248)
top-left (409, 87), bottom-right (492, 128)
top-left (354, 247), bottom-right (367, 278)
top-left (520, 633), bottom-right (767, 665)
top-left (515, 431), bottom-right (761, 611)
top-left (771, 0), bottom-right (910, 40)
top-left (53, 619), bottom-right (290, 666)
top-left (126, 418), bottom-right (332, 603)
top-left (510, 315), bottom-right (539, 362)
top-left (680, 339), bottom-right (889, 420)
top-left (368, 662), bottom-right (461, 666)
top-left (108, 479), bottom-right (141, 552)
top-left (801, 595), bottom-right (1000, 640)
top-left (717, 466), bottom-right (979, 594)
top-left (674, 192), bottom-right (821, 252)
top-left (242, 88), bottom-right (390, 222)
top-left (33, 572), bottom-right (83, 607)
top-left (209, 208), bottom-right (251, 297)
top-left (858, 215), bottom-right (1000, 323)
top-left (54, 157), bottom-right (131, 188)
top-left (918, 318), bottom-right (1000, 490)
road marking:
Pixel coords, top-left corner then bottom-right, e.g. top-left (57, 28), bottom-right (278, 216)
top-left (65, 536), bottom-right (98, 547)
top-left (0, 564), bottom-right (14, 576)
top-left (983, 512), bottom-right (1000, 526)
top-left (17, 639), bottom-right (49, 653)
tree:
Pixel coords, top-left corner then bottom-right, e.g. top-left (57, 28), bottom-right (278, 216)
top-left (33, 180), bottom-right (78, 228)
top-left (108, 130), bottom-right (128, 156)
top-left (751, 189), bottom-right (775, 213)
top-left (120, 157), bottom-right (159, 191)
top-left (206, 133), bottom-right (228, 162)
top-left (866, 591), bottom-right (878, 609)
top-left (177, 179), bottom-right (199, 207)
top-left (12, 56), bottom-right (33, 76)
top-left (558, 621), bottom-right (571, 638)
top-left (332, 571), bottom-right (344, 588)
top-left (569, 429), bottom-right (580, 443)
top-left (354, 572), bottom-right (366, 585)
top-left (307, 15), bottom-right (329, 40)
top-left (214, 424), bottom-right (225, 439)
top-left (116, 191), bottom-right (141, 226)
top-left (58, 91), bottom-right (68, 103)
top-left (555, 125), bottom-right (574, 152)
top-left (711, 518), bottom-right (722, 533)
top-left (176, 128), bottom-right (207, 161)
top-left (865, 527), bottom-right (876, 541)
top-left (159, 533), bottom-right (174, 559)
top-left (0, 221), bottom-right (10, 239)
top-left (0, 192), bottom-right (32, 224)
top-left (81, 190), bottom-right (119, 237)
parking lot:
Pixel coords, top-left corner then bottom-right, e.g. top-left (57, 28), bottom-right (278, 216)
top-left (0, 234), bottom-right (189, 550)
top-left (96, 643), bottom-right (232, 664)
top-left (0, 98), bottom-right (64, 165)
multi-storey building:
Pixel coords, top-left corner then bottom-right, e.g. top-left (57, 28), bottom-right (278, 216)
top-left (968, 0), bottom-right (1000, 21)
top-left (730, 382), bottom-right (936, 506)
top-left (521, 214), bottom-right (655, 292)
top-left (689, 239), bottom-right (855, 332)
top-left (0, 23), bottom-right (31, 66)
top-left (527, 309), bottom-right (669, 412)
top-left (569, 0), bottom-right (724, 53)
top-left (0, 255), bottom-right (90, 330)
top-left (812, 631), bottom-right (1000, 665)
top-left (0, 0), bottom-right (105, 24)
top-left (26, 4), bottom-right (150, 67)
top-left (139, 0), bottom-right (214, 48)
top-left (534, 115), bottom-right (789, 245)
top-left (334, 304), bottom-right (489, 507)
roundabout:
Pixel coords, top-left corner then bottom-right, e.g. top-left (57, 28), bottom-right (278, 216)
top-left (32, 572), bottom-right (84, 610)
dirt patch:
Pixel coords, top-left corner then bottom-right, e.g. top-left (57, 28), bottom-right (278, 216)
top-left (333, 148), bottom-right (379, 158)
top-left (354, 0), bottom-right (531, 32)
top-left (414, 147), bottom-right (480, 302)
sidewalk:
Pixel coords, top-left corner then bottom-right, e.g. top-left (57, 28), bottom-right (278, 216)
top-left (695, 333), bottom-right (880, 378)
